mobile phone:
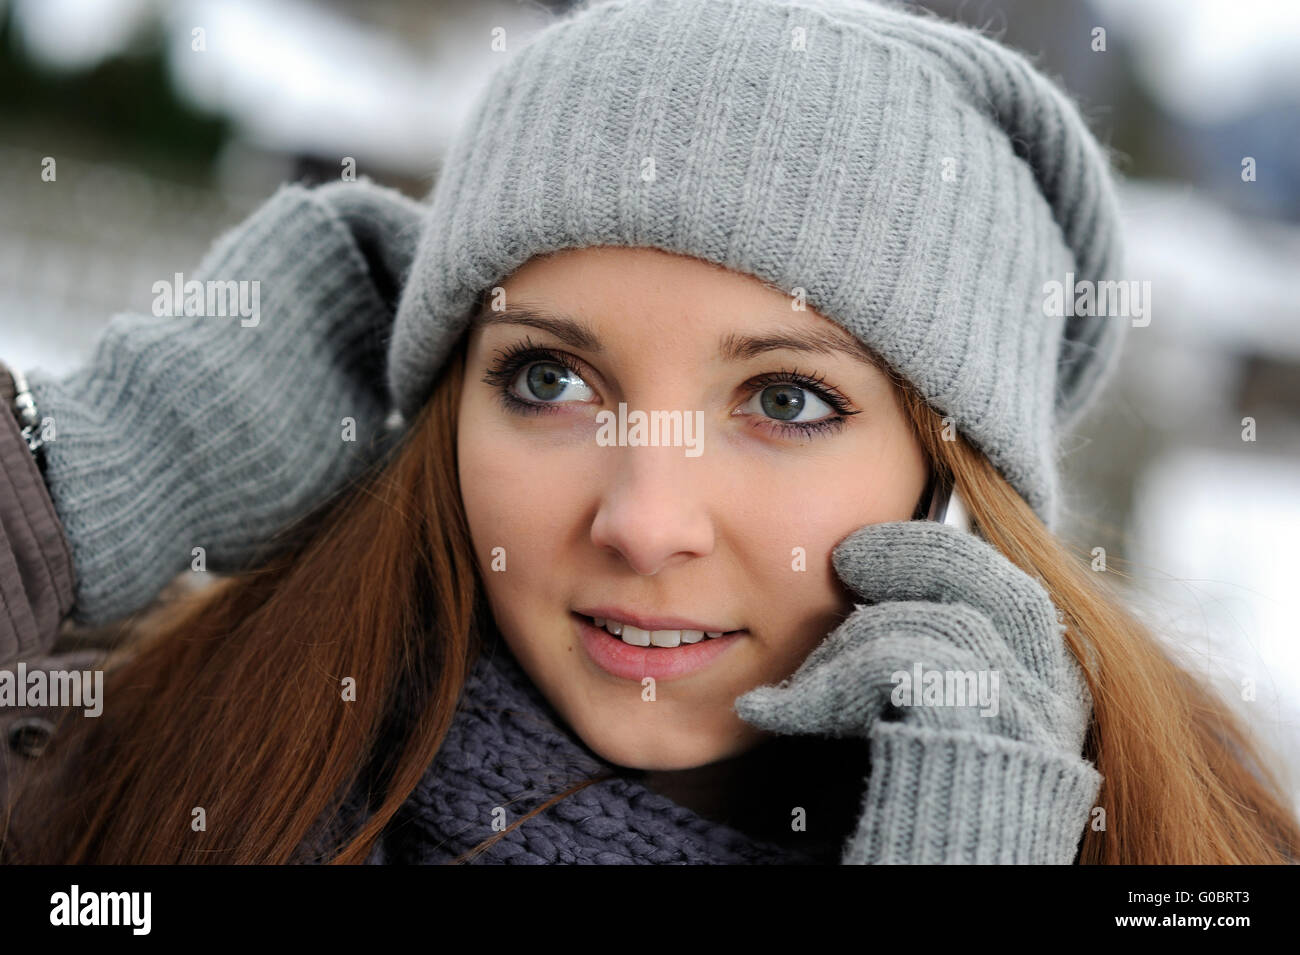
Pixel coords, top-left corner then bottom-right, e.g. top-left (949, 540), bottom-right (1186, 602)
top-left (924, 473), bottom-right (973, 535)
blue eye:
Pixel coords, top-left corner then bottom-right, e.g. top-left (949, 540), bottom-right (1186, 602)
top-left (734, 369), bottom-right (860, 438)
top-left (481, 340), bottom-right (859, 437)
top-left (740, 383), bottom-right (835, 423)
top-left (480, 341), bottom-right (599, 417)
top-left (512, 360), bottom-right (595, 404)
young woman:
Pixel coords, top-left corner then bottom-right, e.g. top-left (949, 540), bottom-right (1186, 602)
top-left (2, 0), bottom-right (1298, 864)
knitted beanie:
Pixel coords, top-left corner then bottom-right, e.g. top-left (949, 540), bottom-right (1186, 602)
top-left (389, 0), bottom-right (1126, 531)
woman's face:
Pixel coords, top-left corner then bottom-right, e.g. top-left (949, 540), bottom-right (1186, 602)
top-left (457, 246), bottom-right (929, 771)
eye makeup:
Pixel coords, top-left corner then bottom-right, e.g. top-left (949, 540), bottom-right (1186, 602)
top-left (479, 336), bottom-right (863, 439)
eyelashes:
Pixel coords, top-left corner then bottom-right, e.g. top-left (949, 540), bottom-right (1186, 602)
top-left (480, 336), bottom-right (862, 439)
top-left (480, 339), bottom-right (585, 418)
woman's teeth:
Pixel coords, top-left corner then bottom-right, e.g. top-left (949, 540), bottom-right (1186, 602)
top-left (591, 616), bottom-right (725, 647)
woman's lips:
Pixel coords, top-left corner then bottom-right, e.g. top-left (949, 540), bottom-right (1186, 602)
top-left (573, 612), bottom-right (744, 682)
top-left (573, 605), bottom-right (739, 635)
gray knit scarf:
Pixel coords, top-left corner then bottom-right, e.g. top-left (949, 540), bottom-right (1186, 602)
top-left (345, 629), bottom-right (830, 865)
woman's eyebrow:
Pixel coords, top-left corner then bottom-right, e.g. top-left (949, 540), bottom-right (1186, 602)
top-left (472, 303), bottom-right (883, 370)
top-left (717, 327), bottom-right (883, 370)
top-left (473, 303), bottom-right (603, 352)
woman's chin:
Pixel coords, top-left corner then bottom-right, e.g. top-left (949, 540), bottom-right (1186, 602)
top-left (574, 719), bottom-right (763, 772)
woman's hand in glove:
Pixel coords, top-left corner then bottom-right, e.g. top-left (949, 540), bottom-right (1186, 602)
top-left (24, 177), bottom-right (428, 627)
top-left (733, 519), bottom-right (1102, 864)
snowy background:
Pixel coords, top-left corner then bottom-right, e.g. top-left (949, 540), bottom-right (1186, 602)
top-left (2, 0), bottom-right (1299, 812)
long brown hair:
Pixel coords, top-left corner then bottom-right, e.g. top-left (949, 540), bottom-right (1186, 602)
top-left (3, 334), bottom-right (1297, 864)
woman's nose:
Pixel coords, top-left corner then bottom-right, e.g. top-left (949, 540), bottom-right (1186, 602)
top-left (588, 445), bottom-right (715, 576)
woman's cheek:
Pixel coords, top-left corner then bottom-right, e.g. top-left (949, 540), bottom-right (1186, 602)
top-left (736, 472), bottom-right (861, 571)
top-left (461, 437), bottom-right (587, 579)
top-left (459, 429), bottom-right (528, 577)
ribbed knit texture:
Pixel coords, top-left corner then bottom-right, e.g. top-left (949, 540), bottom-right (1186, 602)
top-left (733, 519), bottom-right (1102, 863)
top-left (390, 0), bottom-right (1127, 532)
top-left (310, 611), bottom-right (1097, 864)
top-left (330, 628), bottom-right (826, 865)
top-left (5, 0), bottom-right (1116, 863)
top-left (848, 723), bottom-right (1101, 863)
top-left (24, 179), bottom-right (425, 625)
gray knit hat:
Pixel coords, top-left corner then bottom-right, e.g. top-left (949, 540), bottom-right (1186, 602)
top-left (389, 0), bottom-right (1126, 532)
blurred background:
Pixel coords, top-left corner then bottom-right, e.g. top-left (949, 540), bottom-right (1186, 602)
top-left (2, 0), bottom-right (1298, 809)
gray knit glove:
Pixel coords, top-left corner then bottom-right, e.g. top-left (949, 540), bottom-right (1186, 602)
top-left (734, 519), bottom-right (1102, 864)
top-left (24, 177), bottom-right (426, 626)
